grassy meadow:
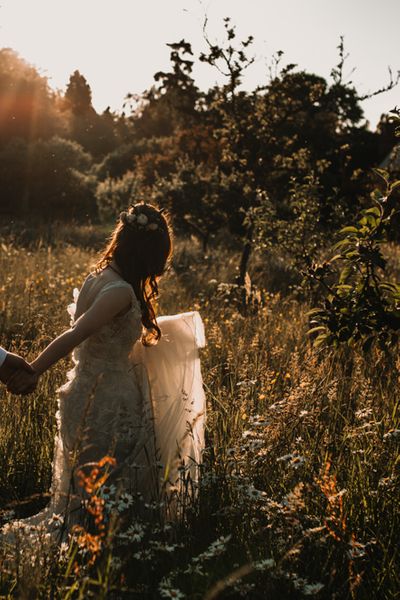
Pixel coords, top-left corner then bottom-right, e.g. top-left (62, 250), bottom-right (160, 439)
top-left (0, 230), bottom-right (399, 599)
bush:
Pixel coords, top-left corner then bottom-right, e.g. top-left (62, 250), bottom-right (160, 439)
top-left (0, 137), bottom-right (97, 220)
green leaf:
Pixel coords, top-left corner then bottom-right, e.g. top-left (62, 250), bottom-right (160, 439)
top-left (333, 239), bottom-right (352, 251)
top-left (336, 284), bottom-right (353, 292)
top-left (373, 167), bottom-right (389, 182)
top-left (389, 180), bottom-right (400, 193)
top-left (340, 226), bottom-right (358, 234)
top-left (339, 265), bottom-right (352, 284)
top-left (308, 326), bottom-right (327, 335)
top-left (306, 308), bottom-right (325, 317)
top-left (313, 333), bottom-right (329, 347)
top-left (364, 206), bottom-right (381, 217)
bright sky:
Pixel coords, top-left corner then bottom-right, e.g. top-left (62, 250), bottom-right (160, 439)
top-left (0, 0), bottom-right (398, 129)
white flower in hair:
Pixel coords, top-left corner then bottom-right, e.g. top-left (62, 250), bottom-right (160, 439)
top-left (126, 213), bottom-right (136, 224)
top-left (137, 213), bottom-right (148, 226)
top-left (148, 223), bottom-right (158, 231)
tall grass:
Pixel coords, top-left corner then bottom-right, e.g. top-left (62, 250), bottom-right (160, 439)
top-left (0, 232), bottom-right (399, 599)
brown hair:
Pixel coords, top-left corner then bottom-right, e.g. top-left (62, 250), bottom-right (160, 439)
top-left (95, 203), bottom-right (173, 345)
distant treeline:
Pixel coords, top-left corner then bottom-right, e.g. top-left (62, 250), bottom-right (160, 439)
top-left (0, 24), bottom-right (398, 254)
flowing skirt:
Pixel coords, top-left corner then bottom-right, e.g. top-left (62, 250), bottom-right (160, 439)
top-left (131, 311), bottom-right (206, 501)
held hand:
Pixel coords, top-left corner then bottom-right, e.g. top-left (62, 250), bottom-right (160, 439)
top-left (4, 352), bottom-right (35, 373)
top-left (6, 369), bottom-right (39, 395)
top-left (0, 352), bottom-right (35, 385)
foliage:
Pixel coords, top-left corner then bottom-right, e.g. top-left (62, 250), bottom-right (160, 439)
top-left (0, 49), bottom-right (64, 147)
top-left (95, 170), bottom-right (145, 221)
top-left (307, 170), bottom-right (400, 351)
top-left (129, 40), bottom-right (201, 139)
top-left (0, 136), bottom-right (97, 219)
top-left (64, 70), bottom-right (124, 157)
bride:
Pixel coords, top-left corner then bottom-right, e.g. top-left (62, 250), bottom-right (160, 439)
top-left (4, 203), bottom-right (206, 536)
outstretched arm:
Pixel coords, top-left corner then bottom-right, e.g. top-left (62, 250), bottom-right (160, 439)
top-left (7, 287), bottom-right (132, 393)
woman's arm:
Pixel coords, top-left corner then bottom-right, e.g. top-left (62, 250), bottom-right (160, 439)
top-left (7, 286), bottom-right (132, 393)
top-left (33, 286), bottom-right (132, 375)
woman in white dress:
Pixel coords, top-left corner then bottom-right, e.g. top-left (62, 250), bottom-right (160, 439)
top-left (4, 203), bottom-right (206, 536)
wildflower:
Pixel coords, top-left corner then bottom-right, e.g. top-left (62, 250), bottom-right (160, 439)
top-left (249, 440), bottom-right (264, 451)
top-left (125, 522), bottom-right (145, 542)
top-left (276, 453), bottom-right (305, 468)
top-left (99, 484), bottom-right (117, 500)
top-left (277, 453), bottom-right (294, 462)
top-left (160, 586), bottom-right (185, 599)
top-left (253, 558), bottom-right (275, 570)
top-left (133, 548), bottom-right (153, 560)
top-left (184, 563), bottom-right (204, 575)
top-left (59, 542), bottom-right (69, 560)
top-left (246, 485), bottom-right (265, 500)
top-left (117, 492), bottom-right (134, 512)
top-left (303, 582), bottom-right (325, 595)
top-left (48, 513), bottom-right (64, 528)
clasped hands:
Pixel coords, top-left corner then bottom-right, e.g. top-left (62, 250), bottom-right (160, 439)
top-left (0, 352), bottom-right (38, 395)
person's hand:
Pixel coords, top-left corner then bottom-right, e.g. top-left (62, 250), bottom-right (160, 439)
top-left (6, 369), bottom-right (39, 395)
top-left (0, 352), bottom-right (35, 385)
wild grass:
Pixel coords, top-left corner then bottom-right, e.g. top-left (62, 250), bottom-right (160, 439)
top-left (0, 231), bottom-right (399, 599)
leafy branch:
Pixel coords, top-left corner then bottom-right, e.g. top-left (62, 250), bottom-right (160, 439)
top-left (306, 169), bottom-right (400, 352)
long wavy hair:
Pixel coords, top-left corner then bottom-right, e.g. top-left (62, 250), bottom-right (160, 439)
top-left (95, 203), bottom-right (173, 345)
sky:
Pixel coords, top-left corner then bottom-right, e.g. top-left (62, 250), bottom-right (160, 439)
top-left (0, 0), bottom-right (398, 129)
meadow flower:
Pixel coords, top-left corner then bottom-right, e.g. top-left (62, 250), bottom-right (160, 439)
top-left (184, 563), bottom-right (205, 575)
top-left (125, 522), bottom-right (145, 542)
top-left (245, 485), bottom-right (265, 500)
top-left (276, 453), bottom-right (305, 468)
top-left (99, 483), bottom-right (117, 500)
top-left (160, 587), bottom-right (185, 599)
top-left (47, 513), bottom-right (63, 527)
top-left (253, 558), bottom-right (275, 570)
top-left (249, 440), bottom-right (264, 451)
top-left (59, 542), bottom-right (69, 561)
top-left (117, 492), bottom-right (134, 511)
top-left (303, 582), bottom-right (325, 595)
top-left (133, 548), bottom-right (153, 560)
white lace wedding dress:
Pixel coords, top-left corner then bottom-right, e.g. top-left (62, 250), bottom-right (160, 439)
top-left (1, 272), bottom-right (206, 542)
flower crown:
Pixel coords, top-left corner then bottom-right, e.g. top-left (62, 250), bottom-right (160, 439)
top-left (119, 205), bottom-right (165, 232)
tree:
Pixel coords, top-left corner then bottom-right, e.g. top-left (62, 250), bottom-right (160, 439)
top-left (0, 48), bottom-right (63, 147)
top-left (64, 70), bottom-right (93, 115)
top-left (130, 40), bottom-right (202, 139)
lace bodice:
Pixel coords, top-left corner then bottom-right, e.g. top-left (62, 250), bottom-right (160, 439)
top-left (68, 274), bottom-right (143, 371)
